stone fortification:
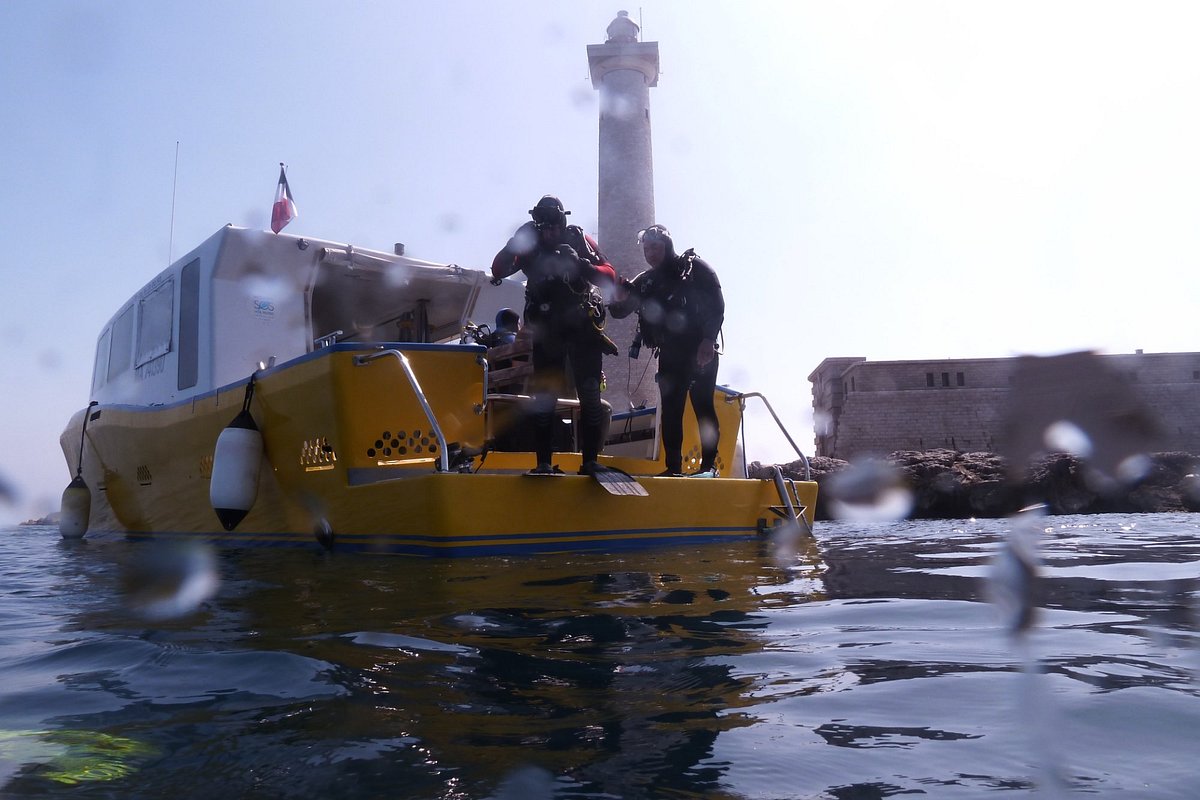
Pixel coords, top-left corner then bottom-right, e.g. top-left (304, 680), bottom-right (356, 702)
top-left (810, 351), bottom-right (1200, 460)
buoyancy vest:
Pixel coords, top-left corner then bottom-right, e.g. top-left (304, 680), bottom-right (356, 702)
top-left (631, 250), bottom-right (724, 349)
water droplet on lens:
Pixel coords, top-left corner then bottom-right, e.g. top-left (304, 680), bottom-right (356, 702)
top-left (1043, 420), bottom-right (1093, 458)
top-left (1116, 453), bottom-right (1151, 484)
top-left (122, 542), bottom-right (218, 620)
top-left (986, 505), bottom-right (1044, 636)
top-left (826, 460), bottom-right (914, 522)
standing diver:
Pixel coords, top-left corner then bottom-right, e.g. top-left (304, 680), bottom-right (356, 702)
top-left (609, 225), bottom-right (725, 477)
top-left (491, 195), bottom-right (618, 475)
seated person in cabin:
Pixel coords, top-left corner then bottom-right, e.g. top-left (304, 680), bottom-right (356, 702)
top-left (487, 308), bottom-right (521, 348)
top-left (485, 308), bottom-right (528, 397)
top-left (491, 195), bottom-right (618, 476)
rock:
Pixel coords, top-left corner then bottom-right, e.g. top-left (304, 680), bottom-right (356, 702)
top-left (19, 511), bottom-right (61, 526)
top-left (758, 450), bottom-right (1200, 520)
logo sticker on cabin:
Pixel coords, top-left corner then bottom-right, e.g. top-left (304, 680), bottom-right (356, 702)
top-left (252, 298), bottom-right (276, 319)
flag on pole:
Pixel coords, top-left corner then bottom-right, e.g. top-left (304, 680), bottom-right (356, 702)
top-left (271, 163), bottom-right (297, 233)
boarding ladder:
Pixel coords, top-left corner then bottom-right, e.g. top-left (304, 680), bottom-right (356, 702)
top-left (729, 391), bottom-right (814, 536)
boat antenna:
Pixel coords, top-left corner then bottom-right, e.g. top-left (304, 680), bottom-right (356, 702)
top-left (75, 401), bottom-right (99, 479)
top-left (168, 140), bottom-right (179, 266)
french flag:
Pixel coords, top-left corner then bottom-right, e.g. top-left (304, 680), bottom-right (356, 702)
top-left (271, 163), bottom-right (297, 233)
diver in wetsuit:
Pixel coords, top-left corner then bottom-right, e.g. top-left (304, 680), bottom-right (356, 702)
top-left (491, 196), bottom-right (618, 475)
top-left (609, 224), bottom-right (725, 477)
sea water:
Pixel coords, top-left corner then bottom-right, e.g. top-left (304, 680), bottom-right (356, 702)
top-left (1, 514), bottom-right (1198, 798)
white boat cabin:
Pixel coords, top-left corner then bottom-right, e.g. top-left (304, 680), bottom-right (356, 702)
top-left (89, 225), bottom-right (524, 407)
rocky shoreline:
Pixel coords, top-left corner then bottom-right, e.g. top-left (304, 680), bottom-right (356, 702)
top-left (751, 449), bottom-right (1200, 522)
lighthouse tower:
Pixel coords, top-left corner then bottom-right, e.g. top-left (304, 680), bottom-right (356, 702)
top-left (587, 10), bottom-right (660, 413)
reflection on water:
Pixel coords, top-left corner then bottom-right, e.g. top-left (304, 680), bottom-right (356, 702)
top-left (1, 516), bottom-right (1199, 798)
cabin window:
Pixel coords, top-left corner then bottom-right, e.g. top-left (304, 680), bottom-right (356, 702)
top-left (136, 279), bottom-right (174, 368)
top-left (92, 328), bottom-right (111, 392)
top-left (178, 260), bottom-right (200, 390)
top-left (108, 306), bottom-right (135, 382)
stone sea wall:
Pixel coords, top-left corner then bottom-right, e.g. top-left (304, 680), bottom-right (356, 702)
top-left (751, 448), bottom-right (1200, 522)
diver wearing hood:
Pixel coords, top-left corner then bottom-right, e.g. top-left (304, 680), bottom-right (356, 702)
top-left (609, 225), bottom-right (725, 477)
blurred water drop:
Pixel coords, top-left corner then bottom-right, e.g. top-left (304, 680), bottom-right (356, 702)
top-left (985, 505), bottom-right (1071, 797)
top-left (569, 84), bottom-right (594, 110)
top-left (986, 505), bottom-right (1044, 636)
top-left (1116, 452), bottom-right (1152, 484)
top-left (121, 542), bottom-right (218, 620)
top-left (0, 471), bottom-right (18, 507)
top-left (38, 348), bottom-right (63, 371)
top-left (766, 518), bottom-right (803, 569)
top-left (490, 765), bottom-right (555, 799)
top-left (825, 460), bottom-right (914, 522)
top-left (1000, 351), bottom-right (1163, 485)
top-left (383, 267), bottom-right (415, 290)
top-left (1043, 419), bottom-right (1092, 457)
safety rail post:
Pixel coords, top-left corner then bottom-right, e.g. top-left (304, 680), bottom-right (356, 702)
top-left (354, 349), bottom-right (450, 472)
top-left (728, 391), bottom-right (811, 481)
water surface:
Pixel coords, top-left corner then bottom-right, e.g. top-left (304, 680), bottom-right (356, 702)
top-left (1, 515), bottom-right (1198, 798)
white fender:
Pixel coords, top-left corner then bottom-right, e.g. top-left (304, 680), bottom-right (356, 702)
top-left (210, 409), bottom-right (263, 531)
top-left (59, 474), bottom-right (91, 540)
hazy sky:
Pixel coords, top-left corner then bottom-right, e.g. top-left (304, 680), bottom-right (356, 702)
top-left (2, 1), bottom-right (1198, 524)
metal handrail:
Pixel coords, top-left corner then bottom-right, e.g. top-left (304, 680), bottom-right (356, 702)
top-left (354, 349), bottom-right (449, 471)
top-left (772, 466), bottom-right (814, 537)
top-left (728, 391), bottom-right (811, 481)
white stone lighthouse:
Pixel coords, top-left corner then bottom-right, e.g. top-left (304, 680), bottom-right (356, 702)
top-left (587, 10), bottom-right (660, 412)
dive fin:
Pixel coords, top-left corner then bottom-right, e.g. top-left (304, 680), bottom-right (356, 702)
top-left (589, 465), bottom-right (649, 496)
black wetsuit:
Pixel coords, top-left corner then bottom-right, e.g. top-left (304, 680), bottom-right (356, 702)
top-left (493, 223), bottom-right (616, 467)
top-left (611, 250), bottom-right (725, 474)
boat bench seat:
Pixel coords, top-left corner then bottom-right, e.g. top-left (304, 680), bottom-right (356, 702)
top-left (486, 332), bottom-right (533, 393)
top-left (484, 393), bottom-right (612, 453)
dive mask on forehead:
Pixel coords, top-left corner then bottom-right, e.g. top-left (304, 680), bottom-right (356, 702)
top-left (636, 225), bottom-right (672, 245)
top-left (530, 195), bottom-right (569, 228)
top-left (532, 207), bottom-right (567, 227)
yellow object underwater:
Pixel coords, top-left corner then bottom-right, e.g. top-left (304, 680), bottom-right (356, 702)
top-left (0, 729), bottom-right (156, 785)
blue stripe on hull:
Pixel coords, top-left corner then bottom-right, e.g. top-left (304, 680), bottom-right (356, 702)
top-left (109, 527), bottom-right (761, 557)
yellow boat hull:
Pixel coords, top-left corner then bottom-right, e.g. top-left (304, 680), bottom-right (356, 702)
top-left (61, 345), bottom-right (817, 556)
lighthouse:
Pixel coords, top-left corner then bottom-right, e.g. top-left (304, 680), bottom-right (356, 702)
top-left (587, 10), bottom-right (660, 413)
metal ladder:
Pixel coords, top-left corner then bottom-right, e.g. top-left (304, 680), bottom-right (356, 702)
top-left (770, 465), bottom-right (814, 537)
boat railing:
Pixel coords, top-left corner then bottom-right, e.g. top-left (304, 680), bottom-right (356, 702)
top-left (727, 391), bottom-right (812, 481)
top-left (314, 330), bottom-right (344, 348)
top-left (353, 349), bottom-right (450, 471)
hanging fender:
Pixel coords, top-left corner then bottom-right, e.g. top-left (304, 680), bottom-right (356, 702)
top-left (59, 474), bottom-right (91, 540)
top-left (210, 377), bottom-right (263, 532)
top-left (60, 401), bottom-right (99, 540)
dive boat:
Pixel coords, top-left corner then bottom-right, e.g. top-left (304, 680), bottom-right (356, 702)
top-left (59, 225), bottom-right (817, 555)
